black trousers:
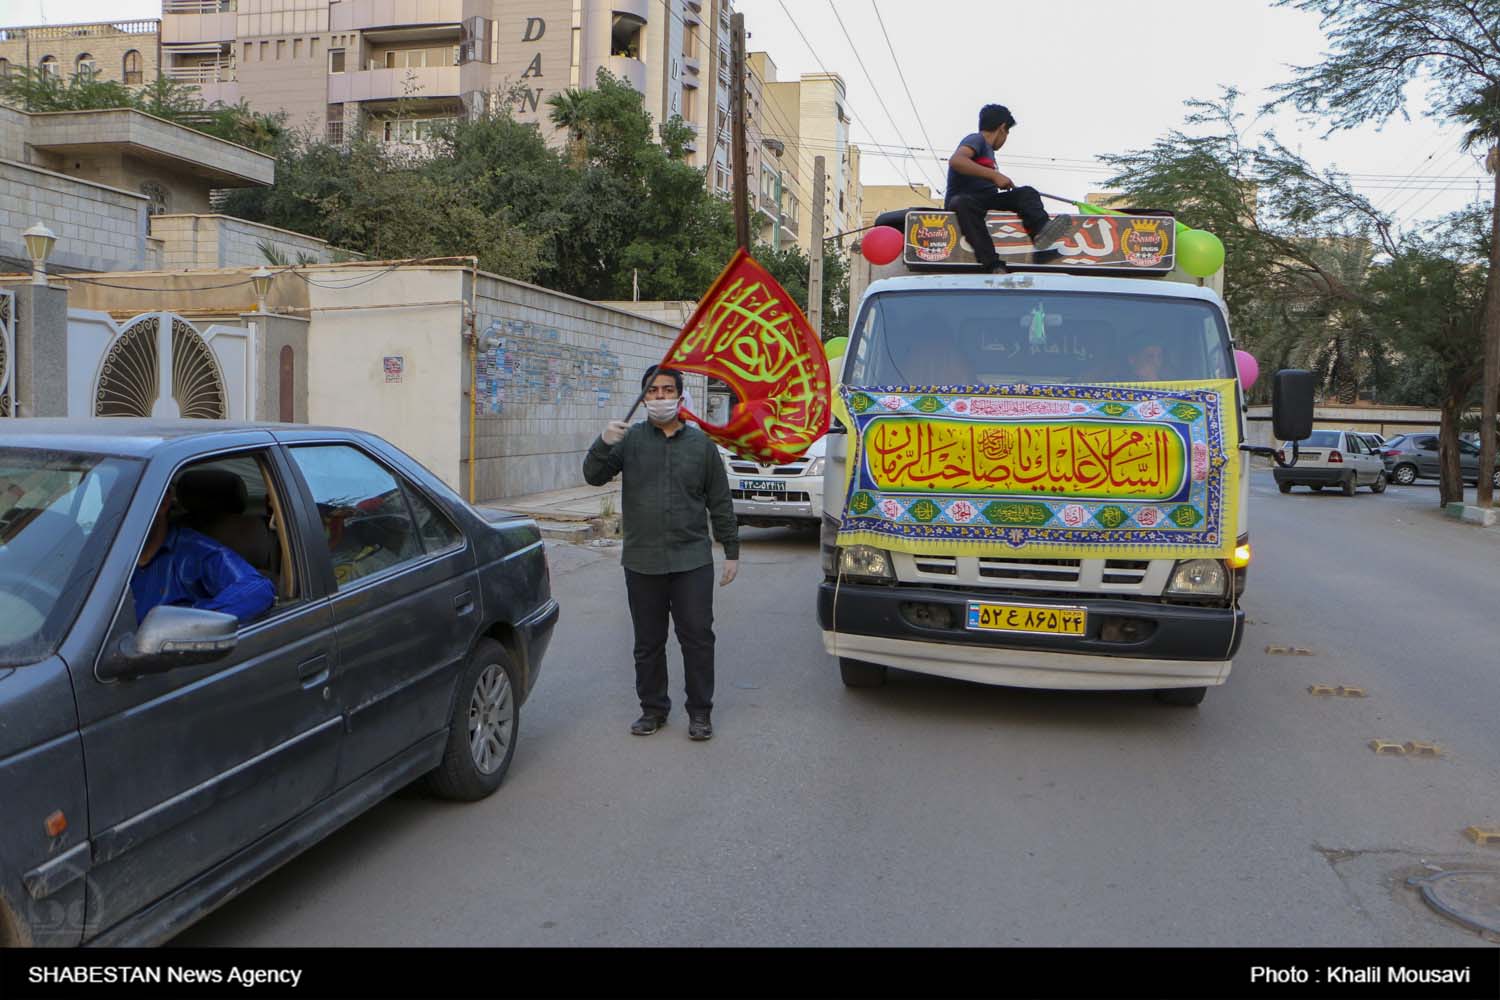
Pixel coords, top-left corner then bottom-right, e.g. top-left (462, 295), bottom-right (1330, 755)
top-left (624, 564), bottom-right (716, 716)
top-left (947, 186), bottom-right (1049, 267)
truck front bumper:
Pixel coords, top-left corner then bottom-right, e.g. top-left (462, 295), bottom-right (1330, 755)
top-left (817, 581), bottom-right (1242, 690)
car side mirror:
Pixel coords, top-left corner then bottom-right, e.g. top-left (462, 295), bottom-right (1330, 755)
top-left (1271, 369), bottom-right (1315, 443)
top-left (100, 605), bottom-right (238, 680)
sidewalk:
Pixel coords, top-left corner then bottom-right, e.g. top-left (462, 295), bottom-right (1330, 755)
top-left (478, 482), bottom-right (622, 542)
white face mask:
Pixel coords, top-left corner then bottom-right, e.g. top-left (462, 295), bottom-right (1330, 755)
top-left (645, 397), bottom-right (681, 423)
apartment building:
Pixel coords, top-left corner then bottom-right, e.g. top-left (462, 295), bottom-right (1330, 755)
top-left (861, 183), bottom-right (940, 228)
top-left (758, 62), bottom-right (863, 253)
top-left (0, 19), bottom-right (160, 87)
top-left (148, 0), bottom-right (738, 168)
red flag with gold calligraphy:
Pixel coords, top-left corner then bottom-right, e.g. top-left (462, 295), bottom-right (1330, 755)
top-left (665, 248), bottom-right (831, 464)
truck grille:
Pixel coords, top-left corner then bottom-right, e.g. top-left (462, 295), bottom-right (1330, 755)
top-left (894, 553), bottom-right (1169, 596)
top-left (732, 490), bottom-right (811, 502)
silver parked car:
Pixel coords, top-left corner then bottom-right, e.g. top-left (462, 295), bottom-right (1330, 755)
top-left (1274, 429), bottom-right (1387, 495)
top-left (1379, 432), bottom-right (1500, 488)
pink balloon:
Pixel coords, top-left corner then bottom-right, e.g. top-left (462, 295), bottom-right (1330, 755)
top-left (1235, 349), bottom-right (1260, 391)
top-left (861, 226), bottom-right (904, 266)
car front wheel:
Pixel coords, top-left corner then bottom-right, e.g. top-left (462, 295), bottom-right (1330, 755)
top-left (426, 639), bottom-right (519, 801)
top-left (1392, 463), bottom-right (1417, 485)
top-left (1154, 687), bottom-right (1207, 707)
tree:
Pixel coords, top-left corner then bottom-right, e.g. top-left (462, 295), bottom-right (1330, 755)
top-left (1268, 0), bottom-right (1500, 505)
top-left (1099, 90), bottom-right (1392, 402)
top-left (1365, 207), bottom-right (1491, 504)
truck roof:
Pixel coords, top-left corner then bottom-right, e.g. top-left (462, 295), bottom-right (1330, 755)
top-left (863, 271), bottom-right (1227, 308)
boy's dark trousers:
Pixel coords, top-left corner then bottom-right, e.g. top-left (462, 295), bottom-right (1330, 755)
top-left (624, 564), bottom-right (716, 717)
top-left (947, 185), bottom-right (1049, 268)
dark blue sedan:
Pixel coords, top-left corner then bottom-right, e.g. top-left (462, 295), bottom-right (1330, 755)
top-left (0, 420), bottom-right (558, 946)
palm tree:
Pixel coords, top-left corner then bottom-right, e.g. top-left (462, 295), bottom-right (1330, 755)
top-left (546, 89), bottom-right (589, 167)
top-left (1455, 82), bottom-right (1500, 505)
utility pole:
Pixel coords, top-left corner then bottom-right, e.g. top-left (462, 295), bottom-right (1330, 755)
top-left (809, 154), bottom-right (826, 337)
top-left (1476, 143), bottom-right (1499, 510)
top-left (729, 12), bottom-right (750, 251)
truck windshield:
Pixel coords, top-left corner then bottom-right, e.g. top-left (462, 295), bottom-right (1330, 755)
top-left (0, 449), bottom-right (141, 667)
top-left (846, 290), bottom-right (1233, 386)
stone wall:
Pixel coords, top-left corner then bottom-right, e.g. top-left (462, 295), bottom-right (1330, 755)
top-left (469, 271), bottom-right (703, 500)
top-left (0, 159), bottom-right (149, 273)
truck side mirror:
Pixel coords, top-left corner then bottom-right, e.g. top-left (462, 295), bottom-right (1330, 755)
top-left (1271, 369), bottom-right (1315, 443)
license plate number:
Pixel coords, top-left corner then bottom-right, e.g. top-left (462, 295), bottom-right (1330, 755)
top-left (739, 479), bottom-right (786, 494)
top-left (965, 602), bottom-right (1087, 636)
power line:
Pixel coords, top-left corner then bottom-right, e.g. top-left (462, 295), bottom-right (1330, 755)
top-left (871, 0), bottom-right (946, 199)
top-left (823, 0), bottom-right (939, 195)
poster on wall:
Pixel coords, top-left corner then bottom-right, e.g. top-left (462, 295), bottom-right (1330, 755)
top-left (384, 356), bottom-right (405, 383)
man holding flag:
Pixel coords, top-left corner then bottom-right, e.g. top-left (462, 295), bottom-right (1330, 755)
top-left (584, 247), bottom-right (831, 741)
top-left (584, 366), bottom-right (739, 742)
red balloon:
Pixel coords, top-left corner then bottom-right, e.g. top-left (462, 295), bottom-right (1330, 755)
top-left (861, 226), bottom-right (904, 266)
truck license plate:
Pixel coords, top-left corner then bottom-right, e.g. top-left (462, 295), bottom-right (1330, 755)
top-left (739, 479), bottom-right (786, 494)
top-left (965, 602), bottom-right (1087, 636)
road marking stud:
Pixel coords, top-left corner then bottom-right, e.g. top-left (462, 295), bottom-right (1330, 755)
top-left (1368, 740), bottom-right (1406, 755)
top-left (1404, 741), bottom-right (1442, 757)
top-left (1464, 827), bottom-right (1500, 847)
top-left (1308, 684), bottom-right (1337, 696)
top-left (1336, 686), bottom-right (1367, 698)
top-left (1291, 647), bottom-right (1315, 656)
top-left (1266, 645), bottom-right (1290, 654)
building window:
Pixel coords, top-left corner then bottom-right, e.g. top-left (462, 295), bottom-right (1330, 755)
top-left (310, 37), bottom-right (320, 57)
top-left (293, 38), bottom-right (303, 59)
top-left (259, 41), bottom-right (268, 60)
top-left (75, 53), bottom-right (96, 78)
top-left (328, 48), bottom-right (345, 73)
top-left (140, 180), bottom-right (169, 217)
top-left (380, 117), bottom-right (455, 143)
top-left (276, 40), bottom-right (286, 60)
top-left (39, 55), bottom-right (59, 78)
top-left (123, 50), bottom-right (143, 83)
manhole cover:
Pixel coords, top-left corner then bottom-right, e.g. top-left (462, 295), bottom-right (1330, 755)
top-left (1409, 870), bottom-right (1500, 935)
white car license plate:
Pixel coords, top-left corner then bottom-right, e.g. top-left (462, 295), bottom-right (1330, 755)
top-left (739, 478), bottom-right (786, 494)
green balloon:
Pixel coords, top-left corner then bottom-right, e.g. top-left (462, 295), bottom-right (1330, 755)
top-left (823, 336), bottom-right (849, 360)
top-left (1177, 228), bottom-right (1225, 277)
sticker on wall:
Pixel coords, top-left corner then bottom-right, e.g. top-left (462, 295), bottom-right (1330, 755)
top-left (384, 355), bottom-right (405, 383)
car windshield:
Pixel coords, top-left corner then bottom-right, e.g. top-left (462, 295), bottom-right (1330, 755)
top-left (0, 449), bottom-right (141, 666)
top-left (1285, 431), bottom-right (1341, 449)
top-left (845, 290), bottom-right (1233, 386)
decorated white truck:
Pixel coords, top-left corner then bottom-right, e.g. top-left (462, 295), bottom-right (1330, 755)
top-left (817, 208), bottom-right (1313, 705)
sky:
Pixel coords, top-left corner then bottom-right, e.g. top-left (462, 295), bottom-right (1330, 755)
top-left (8, 0), bottom-right (1493, 232)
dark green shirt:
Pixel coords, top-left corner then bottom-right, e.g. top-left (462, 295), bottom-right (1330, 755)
top-left (582, 421), bottom-right (739, 575)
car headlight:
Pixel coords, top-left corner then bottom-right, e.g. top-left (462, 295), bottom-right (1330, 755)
top-left (1166, 559), bottom-right (1228, 597)
top-left (838, 544), bottom-right (894, 581)
top-left (804, 456), bottom-right (826, 478)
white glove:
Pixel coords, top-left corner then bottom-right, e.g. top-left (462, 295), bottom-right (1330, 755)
top-left (601, 420), bottom-right (629, 446)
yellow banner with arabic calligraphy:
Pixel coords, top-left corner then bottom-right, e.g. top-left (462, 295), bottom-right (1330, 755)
top-left (833, 381), bottom-right (1241, 560)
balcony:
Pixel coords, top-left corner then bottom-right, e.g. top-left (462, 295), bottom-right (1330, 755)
top-left (331, 0), bottom-right (465, 32)
top-left (162, 8), bottom-right (235, 44)
top-left (607, 55), bottom-right (647, 94)
top-left (166, 62), bottom-right (236, 84)
top-left (0, 20), bottom-right (157, 40)
top-left (162, 0), bottom-right (235, 12)
top-left (328, 65), bottom-right (461, 104)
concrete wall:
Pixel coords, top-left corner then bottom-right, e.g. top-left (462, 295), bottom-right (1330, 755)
top-left (251, 312), bottom-right (309, 423)
top-left (150, 214), bottom-right (344, 269)
top-left (303, 266), bottom-right (467, 494)
top-left (5, 284), bottom-right (70, 418)
top-left (0, 159), bottom-right (150, 273)
top-left (1244, 404), bottom-right (1443, 448)
top-left (468, 270), bottom-right (703, 501)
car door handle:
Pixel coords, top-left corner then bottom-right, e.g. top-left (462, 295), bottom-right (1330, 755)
top-left (453, 591), bottom-right (475, 616)
top-left (298, 654), bottom-right (330, 689)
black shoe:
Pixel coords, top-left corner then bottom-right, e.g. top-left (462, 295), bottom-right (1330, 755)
top-left (977, 259), bottom-right (1007, 274)
top-left (1030, 215), bottom-right (1073, 251)
top-left (630, 713), bottom-right (667, 736)
top-left (688, 713), bottom-right (713, 741)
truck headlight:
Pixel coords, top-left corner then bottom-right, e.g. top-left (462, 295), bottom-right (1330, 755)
top-left (838, 544), bottom-right (894, 582)
top-left (804, 456), bottom-right (825, 478)
top-left (1166, 559), bottom-right (1228, 597)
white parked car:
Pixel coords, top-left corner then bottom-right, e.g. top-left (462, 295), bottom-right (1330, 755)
top-left (1273, 429), bottom-right (1387, 495)
top-left (720, 435), bottom-right (828, 529)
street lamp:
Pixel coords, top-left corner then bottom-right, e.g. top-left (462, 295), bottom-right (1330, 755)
top-left (22, 223), bottom-right (56, 287)
top-left (250, 266), bottom-right (274, 313)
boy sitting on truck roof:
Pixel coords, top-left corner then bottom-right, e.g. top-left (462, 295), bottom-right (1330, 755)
top-left (946, 104), bottom-right (1067, 272)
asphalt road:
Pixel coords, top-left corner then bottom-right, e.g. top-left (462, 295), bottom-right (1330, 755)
top-left (177, 472), bottom-right (1500, 947)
